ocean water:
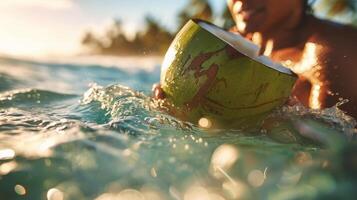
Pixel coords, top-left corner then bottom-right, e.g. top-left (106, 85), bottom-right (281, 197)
top-left (0, 55), bottom-right (356, 200)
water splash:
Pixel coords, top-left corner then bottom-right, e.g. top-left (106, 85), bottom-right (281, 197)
top-left (0, 57), bottom-right (357, 199)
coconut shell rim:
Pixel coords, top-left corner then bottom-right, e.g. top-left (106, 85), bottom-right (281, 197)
top-left (190, 18), bottom-right (297, 78)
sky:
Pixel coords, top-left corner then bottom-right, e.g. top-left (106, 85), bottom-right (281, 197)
top-left (0, 0), bottom-right (225, 58)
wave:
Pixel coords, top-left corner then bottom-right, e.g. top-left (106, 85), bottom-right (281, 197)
top-left (0, 73), bottom-right (22, 92)
top-left (79, 83), bottom-right (192, 131)
top-left (79, 83), bottom-right (356, 144)
top-left (0, 54), bottom-right (163, 72)
top-left (1, 83), bottom-right (357, 200)
top-left (0, 89), bottom-right (77, 108)
top-left (0, 55), bottom-right (161, 94)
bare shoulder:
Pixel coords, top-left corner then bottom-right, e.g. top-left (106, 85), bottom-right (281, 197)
top-left (310, 17), bottom-right (357, 48)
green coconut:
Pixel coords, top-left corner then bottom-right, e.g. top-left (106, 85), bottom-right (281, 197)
top-left (160, 19), bottom-right (297, 129)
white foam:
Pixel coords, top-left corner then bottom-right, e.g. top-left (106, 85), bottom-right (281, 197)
top-left (198, 21), bottom-right (293, 75)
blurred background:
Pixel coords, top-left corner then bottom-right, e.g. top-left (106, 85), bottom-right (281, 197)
top-left (0, 0), bottom-right (356, 59)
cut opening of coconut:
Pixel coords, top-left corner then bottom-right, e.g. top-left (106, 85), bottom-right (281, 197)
top-left (198, 21), bottom-right (294, 75)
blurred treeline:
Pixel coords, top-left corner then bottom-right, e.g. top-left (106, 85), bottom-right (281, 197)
top-left (81, 0), bottom-right (233, 56)
top-left (314, 0), bottom-right (357, 25)
top-left (81, 0), bottom-right (357, 56)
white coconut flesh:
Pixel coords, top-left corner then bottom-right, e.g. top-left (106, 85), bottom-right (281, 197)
top-left (198, 21), bottom-right (293, 75)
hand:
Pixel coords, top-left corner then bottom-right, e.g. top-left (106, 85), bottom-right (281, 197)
top-left (152, 83), bottom-right (165, 100)
top-left (227, 0), bottom-right (245, 34)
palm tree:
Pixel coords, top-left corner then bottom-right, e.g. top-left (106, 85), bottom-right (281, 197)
top-left (137, 15), bottom-right (174, 54)
top-left (81, 31), bottom-right (102, 52)
top-left (177, 0), bottom-right (213, 29)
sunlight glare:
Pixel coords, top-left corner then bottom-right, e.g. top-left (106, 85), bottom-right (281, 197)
top-left (236, 14), bottom-right (247, 33)
top-left (95, 189), bottom-right (145, 200)
top-left (47, 188), bottom-right (64, 200)
top-left (290, 42), bottom-right (324, 109)
top-left (140, 187), bottom-right (164, 200)
top-left (247, 170), bottom-right (265, 187)
top-left (293, 42), bottom-right (319, 74)
top-left (0, 0), bottom-right (74, 10)
top-left (252, 32), bottom-right (263, 47)
top-left (210, 144), bottom-right (239, 178)
top-left (0, 148), bottom-right (16, 160)
top-left (310, 84), bottom-right (322, 109)
top-left (161, 45), bottom-right (177, 82)
top-left (198, 117), bottom-right (212, 128)
top-left (118, 189), bottom-right (145, 200)
top-left (264, 39), bottom-right (274, 57)
top-left (184, 186), bottom-right (210, 200)
top-left (184, 186), bottom-right (226, 200)
top-left (233, 1), bottom-right (243, 14)
top-left (0, 161), bottom-right (18, 175)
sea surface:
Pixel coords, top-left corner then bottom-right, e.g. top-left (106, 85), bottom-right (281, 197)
top-left (0, 55), bottom-right (356, 200)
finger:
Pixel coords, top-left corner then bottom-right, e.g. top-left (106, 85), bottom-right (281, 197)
top-left (227, 0), bottom-right (235, 13)
top-left (229, 26), bottom-right (238, 33)
top-left (228, 0), bottom-right (243, 16)
top-left (152, 83), bottom-right (165, 100)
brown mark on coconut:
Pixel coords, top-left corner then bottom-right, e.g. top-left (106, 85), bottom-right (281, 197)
top-left (180, 43), bottom-right (286, 114)
top-left (181, 47), bottom-right (225, 110)
top-left (253, 83), bottom-right (270, 103)
top-left (182, 45), bottom-right (243, 110)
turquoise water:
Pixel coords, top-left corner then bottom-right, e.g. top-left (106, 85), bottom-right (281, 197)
top-left (0, 56), bottom-right (356, 200)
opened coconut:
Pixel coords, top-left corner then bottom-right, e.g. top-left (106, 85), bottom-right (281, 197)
top-left (160, 19), bottom-right (297, 129)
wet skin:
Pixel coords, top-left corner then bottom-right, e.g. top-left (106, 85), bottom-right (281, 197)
top-left (228, 0), bottom-right (357, 118)
top-left (155, 0), bottom-right (357, 119)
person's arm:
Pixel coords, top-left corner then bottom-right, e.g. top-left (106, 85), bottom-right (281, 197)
top-left (309, 17), bottom-right (357, 114)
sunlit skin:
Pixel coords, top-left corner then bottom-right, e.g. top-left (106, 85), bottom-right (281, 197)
top-left (228, 0), bottom-right (357, 118)
top-left (154, 0), bottom-right (357, 120)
